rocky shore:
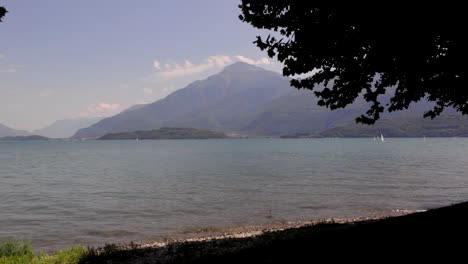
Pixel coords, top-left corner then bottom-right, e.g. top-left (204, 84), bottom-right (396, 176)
top-left (80, 209), bottom-right (430, 263)
top-left (136, 209), bottom-right (418, 249)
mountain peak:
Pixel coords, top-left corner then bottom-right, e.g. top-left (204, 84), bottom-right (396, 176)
top-left (221, 61), bottom-right (267, 74)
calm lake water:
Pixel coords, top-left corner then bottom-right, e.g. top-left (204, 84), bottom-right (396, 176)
top-left (1, 138), bottom-right (468, 250)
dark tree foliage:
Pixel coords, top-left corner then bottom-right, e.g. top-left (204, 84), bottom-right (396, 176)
top-left (239, 3), bottom-right (468, 124)
top-left (0, 6), bottom-right (6, 22)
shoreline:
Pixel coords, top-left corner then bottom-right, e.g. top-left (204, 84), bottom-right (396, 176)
top-left (6, 203), bottom-right (468, 263)
top-left (31, 209), bottom-right (420, 253)
top-left (92, 208), bottom-right (420, 253)
top-left (78, 201), bottom-right (468, 262)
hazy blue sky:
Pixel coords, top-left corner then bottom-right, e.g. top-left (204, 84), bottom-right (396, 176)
top-left (0, 0), bottom-right (280, 130)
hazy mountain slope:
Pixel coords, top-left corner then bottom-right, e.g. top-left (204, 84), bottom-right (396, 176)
top-left (239, 90), bottom-right (446, 136)
top-left (240, 89), bottom-right (369, 136)
top-left (0, 123), bottom-right (30, 137)
top-left (34, 117), bottom-right (103, 138)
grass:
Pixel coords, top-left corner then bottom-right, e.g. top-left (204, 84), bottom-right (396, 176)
top-left (0, 240), bottom-right (157, 264)
top-left (0, 241), bottom-right (86, 264)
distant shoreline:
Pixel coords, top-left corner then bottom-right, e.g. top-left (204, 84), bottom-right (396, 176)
top-left (4, 136), bottom-right (468, 142)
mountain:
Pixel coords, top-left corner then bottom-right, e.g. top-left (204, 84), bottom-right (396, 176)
top-left (74, 62), bottom-right (443, 138)
top-left (34, 117), bottom-right (103, 138)
top-left (320, 115), bottom-right (468, 137)
top-left (74, 62), bottom-right (293, 138)
top-left (0, 123), bottom-right (30, 137)
top-left (98, 127), bottom-right (228, 140)
top-left (238, 89), bottom-right (367, 136)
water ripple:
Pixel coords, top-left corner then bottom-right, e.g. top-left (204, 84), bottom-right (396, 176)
top-left (1, 138), bottom-right (468, 251)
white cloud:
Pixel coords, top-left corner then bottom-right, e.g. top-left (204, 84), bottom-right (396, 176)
top-left (207, 55), bottom-right (232, 66)
top-left (184, 60), bottom-right (193, 67)
top-left (258, 57), bottom-right (272, 65)
top-left (153, 55), bottom-right (233, 79)
top-left (149, 55), bottom-right (273, 80)
top-left (153, 60), bottom-right (161, 70)
top-left (236, 55), bottom-right (272, 65)
top-left (142, 88), bottom-right (153, 95)
top-left (159, 63), bottom-right (210, 78)
top-left (86, 102), bottom-right (121, 114)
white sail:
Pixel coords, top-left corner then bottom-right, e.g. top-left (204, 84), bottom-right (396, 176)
top-left (380, 133), bottom-right (385, 142)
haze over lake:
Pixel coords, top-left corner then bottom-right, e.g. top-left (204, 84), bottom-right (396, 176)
top-left (1, 138), bottom-right (467, 251)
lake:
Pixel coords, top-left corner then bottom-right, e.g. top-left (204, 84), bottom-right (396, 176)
top-left (1, 138), bottom-right (467, 251)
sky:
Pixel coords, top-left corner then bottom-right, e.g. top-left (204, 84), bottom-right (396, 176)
top-left (0, 0), bottom-right (281, 130)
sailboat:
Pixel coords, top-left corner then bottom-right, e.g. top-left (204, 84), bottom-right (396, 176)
top-left (380, 133), bottom-right (385, 142)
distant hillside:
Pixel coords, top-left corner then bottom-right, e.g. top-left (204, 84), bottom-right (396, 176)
top-left (0, 123), bottom-right (30, 137)
top-left (280, 133), bottom-right (323, 138)
top-left (319, 115), bottom-right (468, 137)
top-left (34, 117), bottom-right (102, 138)
top-left (239, 89), bottom-right (368, 136)
top-left (98, 127), bottom-right (228, 140)
top-left (0, 135), bottom-right (49, 141)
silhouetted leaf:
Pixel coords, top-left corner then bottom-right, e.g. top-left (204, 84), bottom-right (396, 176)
top-left (0, 6), bottom-right (6, 22)
top-left (239, 3), bottom-right (468, 124)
